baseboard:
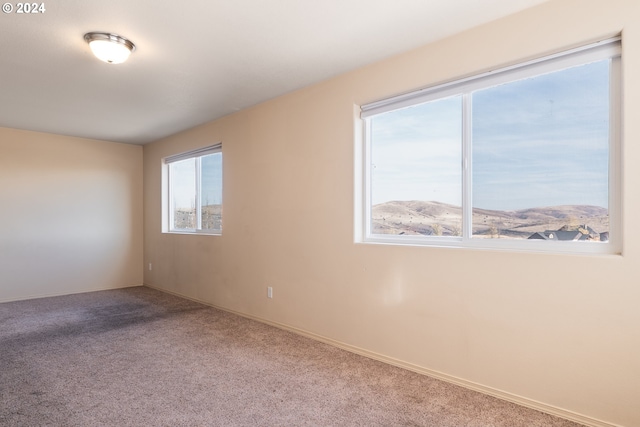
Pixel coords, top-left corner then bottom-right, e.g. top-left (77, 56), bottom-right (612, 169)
top-left (143, 284), bottom-right (622, 427)
top-left (0, 283), bottom-right (144, 304)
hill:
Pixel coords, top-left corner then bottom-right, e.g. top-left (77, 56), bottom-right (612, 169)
top-left (372, 200), bottom-right (608, 239)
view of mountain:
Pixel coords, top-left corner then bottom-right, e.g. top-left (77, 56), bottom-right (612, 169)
top-left (372, 200), bottom-right (608, 239)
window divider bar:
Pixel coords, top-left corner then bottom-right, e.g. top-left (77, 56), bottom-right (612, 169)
top-left (462, 93), bottom-right (472, 240)
top-left (196, 157), bottom-right (202, 230)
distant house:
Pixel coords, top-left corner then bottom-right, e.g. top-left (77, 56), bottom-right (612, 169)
top-left (528, 225), bottom-right (606, 241)
top-left (528, 230), bottom-right (588, 241)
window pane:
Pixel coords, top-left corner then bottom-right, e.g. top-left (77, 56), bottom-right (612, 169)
top-left (370, 96), bottom-right (462, 236)
top-left (200, 153), bottom-right (222, 231)
top-left (472, 60), bottom-right (610, 241)
top-left (170, 158), bottom-right (197, 230)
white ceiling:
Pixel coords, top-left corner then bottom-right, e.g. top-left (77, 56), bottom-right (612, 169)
top-left (0, 0), bottom-right (549, 144)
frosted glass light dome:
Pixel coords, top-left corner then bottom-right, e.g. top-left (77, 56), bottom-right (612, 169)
top-left (84, 32), bottom-right (135, 64)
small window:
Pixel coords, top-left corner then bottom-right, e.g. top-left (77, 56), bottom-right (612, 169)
top-left (164, 144), bottom-right (222, 234)
top-left (359, 38), bottom-right (621, 254)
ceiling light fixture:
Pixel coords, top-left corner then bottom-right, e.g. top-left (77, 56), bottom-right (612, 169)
top-left (84, 32), bottom-right (136, 64)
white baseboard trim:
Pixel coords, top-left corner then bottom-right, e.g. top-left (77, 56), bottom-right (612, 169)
top-left (143, 284), bottom-right (622, 427)
top-left (0, 284), bottom-right (144, 304)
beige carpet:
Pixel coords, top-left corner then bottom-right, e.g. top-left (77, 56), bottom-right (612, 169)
top-left (0, 287), bottom-right (584, 426)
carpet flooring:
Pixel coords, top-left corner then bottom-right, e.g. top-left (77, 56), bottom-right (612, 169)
top-left (0, 287), bottom-right (585, 426)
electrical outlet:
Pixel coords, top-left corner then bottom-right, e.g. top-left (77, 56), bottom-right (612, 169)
top-left (148, 263), bottom-right (153, 271)
top-left (267, 287), bottom-right (273, 298)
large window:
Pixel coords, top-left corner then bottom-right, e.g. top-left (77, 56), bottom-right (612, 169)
top-left (359, 38), bottom-right (621, 254)
top-left (165, 144), bottom-right (222, 234)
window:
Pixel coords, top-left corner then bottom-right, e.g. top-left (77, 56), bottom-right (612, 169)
top-left (359, 38), bottom-right (621, 254)
top-left (164, 144), bottom-right (222, 234)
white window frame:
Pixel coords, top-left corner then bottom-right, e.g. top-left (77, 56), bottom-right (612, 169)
top-left (357, 38), bottom-right (622, 255)
top-left (163, 144), bottom-right (222, 235)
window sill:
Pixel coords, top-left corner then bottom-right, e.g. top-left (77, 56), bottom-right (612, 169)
top-left (163, 230), bottom-right (222, 236)
top-left (359, 235), bottom-right (621, 257)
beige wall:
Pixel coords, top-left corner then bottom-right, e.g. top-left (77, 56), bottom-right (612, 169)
top-left (144, 1), bottom-right (640, 426)
top-left (0, 127), bottom-right (143, 301)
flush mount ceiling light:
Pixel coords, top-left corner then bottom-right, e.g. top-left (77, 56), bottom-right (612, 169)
top-left (84, 32), bottom-right (136, 64)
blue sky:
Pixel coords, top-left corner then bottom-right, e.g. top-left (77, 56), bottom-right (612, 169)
top-left (370, 59), bottom-right (610, 211)
top-left (171, 153), bottom-right (222, 209)
top-left (201, 154), bottom-right (223, 206)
